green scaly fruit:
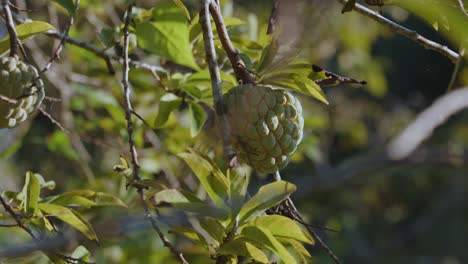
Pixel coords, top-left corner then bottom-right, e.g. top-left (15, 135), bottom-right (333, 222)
top-left (0, 56), bottom-right (45, 128)
top-left (224, 84), bottom-right (304, 174)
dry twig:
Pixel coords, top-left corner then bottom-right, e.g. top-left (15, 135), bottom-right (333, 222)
top-left (336, 0), bottom-right (460, 63)
top-left (119, 2), bottom-right (188, 263)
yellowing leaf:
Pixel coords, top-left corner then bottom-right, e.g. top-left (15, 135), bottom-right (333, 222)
top-left (238, 181), bottom-right (296, 224)
top-left (218, 237), bottom-right (269, 263)
top-left (0, 22), bottom-right (55, 55)
top-left (178, 150), bottom-right (229, 207)
top-left (38, 203), bottom-right (98, 241)
top-left (135, 3), bottom-right (199, 70)
top-left (245, 215), bottom-right (313, 244)
top-left (22, 172), bottom-right (41, 214)
top-left (241, 226), bottom-right (297, 264)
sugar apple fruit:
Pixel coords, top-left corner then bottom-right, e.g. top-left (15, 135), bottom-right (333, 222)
top-left (0, 56), bottom-right (45, 128)
top-left (224, 83), bottom-right (304, 174)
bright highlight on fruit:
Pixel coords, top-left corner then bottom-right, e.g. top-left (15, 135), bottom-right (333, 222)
top-left (224, 83), bottom-right (304, 174)
top-left (0, 56), bottom-right (45, 128)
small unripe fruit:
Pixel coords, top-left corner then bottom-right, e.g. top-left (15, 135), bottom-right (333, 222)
top-left (224, 84), bottom-right (304, 174)
top-left (0, 56), bottom-right (44, 128)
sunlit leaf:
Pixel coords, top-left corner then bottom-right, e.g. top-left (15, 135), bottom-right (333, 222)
top-left (154, 93), bottom-right (182, 128)
top-left (178, 150), bottom-right (229, 207)
top-left (244, 215), bottom-right (313, 244)
top-left (172, 0), bottom-right (191, 21)
top-left (49, 190), bottom-right (127, 208)
top-left (241, 226), bottom-right (297, 264)
top-left (21, 172), bottom-right (41, 214)
top-left (238, 181), bottom-right (296, 224)
top-left (38, 203), bottom-right (98, 241)
top-left (135, 3), bottom-right (199, 70)
top-left (152, 189), bottom-right (229, 219)
top-left (53, 0), bottom-right (76, 15)
top-left (218, 237), bottom-right (269, 263)
top-left (171, 226), bottom-right (209, 248)
top-left (199, 218), bottom-right (226, 244)
top-left (189, 102), bottom-right (207, 137)
top-left (0, 22), bottom-right (55, 55)
top-left (71, 246), bottom-right (91, 262)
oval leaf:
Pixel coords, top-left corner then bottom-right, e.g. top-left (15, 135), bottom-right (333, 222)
top-left (154, 93), bottom-right (181, 128)
top-left (0, 21), bottom-right (55, 55)
top-left (238, 181), bottom-right (296, 224)
top-left (218, 237), bottom-right (269, 263)
top-left (189, 102), bottom-right (207, 137)
top-left (178, 150), bottom-right (228, 207)
top-left (38, 203), bottom-right (98, 241)
top-left (241, 226), bottom-right (297, 264)
top-left (244, 215), bottom-right (313, 244)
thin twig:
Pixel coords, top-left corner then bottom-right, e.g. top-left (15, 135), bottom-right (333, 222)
top-left (38, 106), bottom-right (70, 132)
top-left (447, 48), bottom-right (465, 91)
top-left (455, 0), bottom-right (468, 16)
top-left (0, 223), bottom-right (18, 227)
top-left (37, 0), bottom-right (80, 76)
top-left (274, 171), bottom-right (342, 264)
top-left (200, 0), bottom-right (233, 161)
top-left (1, 0), bottom-right (19, 57)
top-left (121, 1), bottom-right (141, 183)
top-left (10, 11), bottom-right (161, 76)
top-left (0, 195), bottom-right (37, 240)
top-left (120, 3), bottom-right (188, 263)
top-left (0, 94), bottom-right (18, 104)
top-left (209, 1), bottom-right (256, 84)
top-left (336, 0), bottom-right (460, 63)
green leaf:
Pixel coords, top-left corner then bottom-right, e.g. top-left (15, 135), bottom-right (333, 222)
top-left (178, 150), bottom-right (229, 207)
top-left (53, 0), bottom-right (76, 15)
top-left (263, 74), bottom-right (329, 105)
top-left (278, 238), bottom-right (311, 263)
top-left (241, 226), bottom-right (297, 264)
top-left (199, 218), bottom-right (226, 244)
top-left (71, 246), bottom-right (91, 262)
top-left (185, 70), bottom-right (237, 86)
top-left (154, 93), bottom-right (182, 128)
top-left (227, 168), bottom-right (249, 219)
top-left (189, 16), bottom-right (245, 42)
top-left (135, 3), bottom-right (199, 70)
top-left (172, 0), bottom-right (191, 21)
top-left (218, 237), bottom-right (269, 263)
top-left (171, 226), bottom-right (209, 248)
top-left (152, 189), bottom-right (229, 219)
top-left (153, 189), bottom-right (202, 204)
top-left (38, 203), bottom-right (98, 241)
top-left (47, 131), bottom-right (79, 161)
top-left (188, 102), bottom-right (207, 137)
top-left (0, 22), bottom-right (55, 55)
top-left (238, 181), bottom-right (296, 224)
top-left (22, 172), bottom-right (41, 214)
top-left (244, 215), bottom-right (313, 244)
top-left (49, 190), bottom-right (127, 208)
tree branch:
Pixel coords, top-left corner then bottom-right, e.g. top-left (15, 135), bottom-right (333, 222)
top-left (0, 195), bottom-right (37, 240)
top-left (120, 3), bottom-right (188, 263)
top-left (209, 1), bottom-right (256, 84)
top-left (1, 0), bottom-right (19, 57)
top-left (37, 0), bottom-right (80, 76)
top-left (200, 0), bottom-right (233, 161)
top-left (336, 0), bottom-right (460, 63)
top-left (273, 171), bottom-right (342, 264)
